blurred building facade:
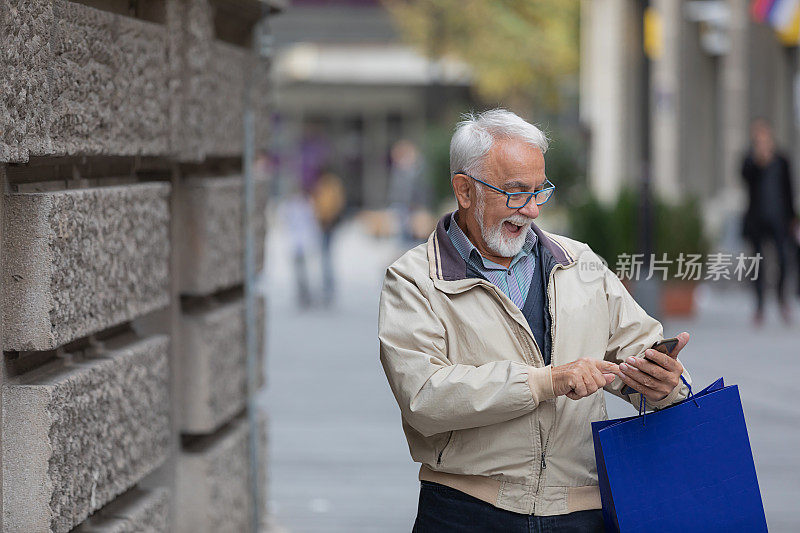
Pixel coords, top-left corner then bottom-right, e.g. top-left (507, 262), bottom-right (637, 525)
top-left (581, 0), bottom-right (799, 244)
top-left (1, 0), bottom-right (279, 531)
top-left (271, 0), bottom-right (471, 209)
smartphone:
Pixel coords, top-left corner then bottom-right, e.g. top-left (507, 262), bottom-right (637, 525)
top-left (649, 337), bottom-right (679, 356)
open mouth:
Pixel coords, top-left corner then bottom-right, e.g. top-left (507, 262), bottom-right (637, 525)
top-left (503, 221), bottom-right (524, 235)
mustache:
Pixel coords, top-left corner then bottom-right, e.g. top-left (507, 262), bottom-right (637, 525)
top-left (501, 214), bottom-right (535, 226)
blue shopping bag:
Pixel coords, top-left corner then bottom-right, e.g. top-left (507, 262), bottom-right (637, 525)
top-left (592, 378), bottom-right (767, 532)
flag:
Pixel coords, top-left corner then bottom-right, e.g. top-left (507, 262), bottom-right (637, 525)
top-left (751, 0), bottom-right (776, 23)
top-left (751, 0), bottom-right (800, 45)
top-left (772, 0), bottom-right (800, 44)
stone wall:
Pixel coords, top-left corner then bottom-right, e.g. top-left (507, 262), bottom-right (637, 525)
top-left (0, 0), bottom-right (279, 531)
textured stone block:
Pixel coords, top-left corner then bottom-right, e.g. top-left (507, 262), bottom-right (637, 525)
top-left (3, 182), bottom-right (170, 351)
top-left (250, 52), bottom-right (273, 152)
top-left (180, 297), bottom-right (266, 434)
top-left (206, 41), bottom-right (247, 157)
top-left (166, 0), bottom-right (260, 161)
top-left (0, 0), bottom-right (170, 161)
top-left (0, 0), bottom-right (56, 162)
top-left (166, 0), bottom-right (215, 161)
top-left (177, 416), bottom-right (267, 533)
top-left (2, 0), bottom-right (265, 162)
top-left (72, 488), bottom-right (171, 533)
top-left (178, 175), bottom-right (267, 296)
top-left (3, 333), bottom-right (171, 533)
top-left (48, 0), bottom-right (170, 156)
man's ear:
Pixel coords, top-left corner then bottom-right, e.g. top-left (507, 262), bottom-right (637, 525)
top-left (452, 174), bottom-right (472, 209)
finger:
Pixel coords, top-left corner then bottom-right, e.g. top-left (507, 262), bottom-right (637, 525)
top-left (572, 375), bottom-right (588, 398)
top-left (627, 355), bottom-right (674, 381)
top-left (566, 391), bottom-right (581, 401)
top-left (616, 369), bottom-right (661, 398)
top-left (602, 373), bottom-right (617, 386)
top-left (619, 361), bottom-right (671, 395)
top-left (588, 364), bottom-right (606, 389)
top-left (597, 360), bottom-right (621, 373)
top-left (643, 349), bottom-right (682, 373)
top-left (583, 373), bottom-right (599, 395)
top-left (667, 332), bottom-right (690, 359)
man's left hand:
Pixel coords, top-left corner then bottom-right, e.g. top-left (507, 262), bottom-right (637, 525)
top-left (616, 331), bottom-right (690, 403)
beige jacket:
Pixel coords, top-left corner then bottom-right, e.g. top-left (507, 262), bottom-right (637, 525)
top-left (378, 213), bottom-right (691, 516)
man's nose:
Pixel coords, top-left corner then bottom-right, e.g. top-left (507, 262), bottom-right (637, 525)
top-left (517, 198), bottom-right (540, 219)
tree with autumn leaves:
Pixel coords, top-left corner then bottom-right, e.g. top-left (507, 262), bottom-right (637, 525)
top-left (381, 0), bottom-right (580, 112)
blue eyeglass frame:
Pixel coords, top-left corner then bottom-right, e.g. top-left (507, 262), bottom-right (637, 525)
top-left (454, 172), bottom-right (556, 209)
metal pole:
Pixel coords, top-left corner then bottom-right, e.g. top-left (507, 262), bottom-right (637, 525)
top-left (0, 164), bottom-right (7, 532)
top-left (636, 0), bottom-right (662, 320)
top-left (244, 104), bottom-right (260, 532)
top-left (244, 11), bottom-right (266, 530)
top-left (244, 110), bottom-right (260, 533)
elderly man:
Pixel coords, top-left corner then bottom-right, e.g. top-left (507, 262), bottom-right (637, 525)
top-left (378, 109), bottom-right (692, 532)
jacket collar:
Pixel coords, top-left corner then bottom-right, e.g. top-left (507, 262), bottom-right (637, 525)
top-left (427, 211), bottom-right (575, 282)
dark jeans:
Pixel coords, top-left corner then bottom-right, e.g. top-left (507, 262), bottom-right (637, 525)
top-left (412, 480), bottom-right (605, 533)
top-left (749, 222), bottom-right (790, 310)
top-left (320, 228), bottom-right (335, 305)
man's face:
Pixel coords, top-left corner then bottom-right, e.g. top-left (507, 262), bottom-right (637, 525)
top-left (459, 138), bottom-right (547, 259)
top-left (751, 121), bottom-right (774, 158)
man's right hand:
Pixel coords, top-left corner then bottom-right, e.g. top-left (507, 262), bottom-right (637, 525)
top-left (551, 358), bottom-right (619, 400)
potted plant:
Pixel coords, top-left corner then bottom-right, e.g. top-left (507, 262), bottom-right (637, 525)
top-left (568, 189), bottom-right (709, 317)
top-left (653, 196), bottom-right (709, 316)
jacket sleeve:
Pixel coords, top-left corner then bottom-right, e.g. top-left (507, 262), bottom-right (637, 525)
top-left (600, 263), bottom-right (692, 411)
top-left (378, 265), bottom-right (555, 438)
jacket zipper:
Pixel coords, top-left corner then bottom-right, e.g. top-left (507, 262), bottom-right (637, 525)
top-left (534, 264), bottom-right (561, 513)
top-left (468, 259), bottom-right (568, 512)
top-left (437, 430), bottom-right (453, 466)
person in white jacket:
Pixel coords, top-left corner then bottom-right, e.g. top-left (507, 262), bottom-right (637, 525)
top-left (378, 109), bottom-right (692, 532)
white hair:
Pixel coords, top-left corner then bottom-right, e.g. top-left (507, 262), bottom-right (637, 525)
top-left (449, 108), bottom-right (549, 177)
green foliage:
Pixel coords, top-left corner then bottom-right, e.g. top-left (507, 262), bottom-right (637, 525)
top-left (568, 189), bottom-right (709, 278)
top-left (382, 0), bottom-right (580, 110)
top-left (540, 125), bottom-right (585, 204)
top-left (425, 123), bottom-right (456, 206)
top-left (654, 197), bottom-right (709, 261)
top-left (568, 189), bottom-right (637, 267)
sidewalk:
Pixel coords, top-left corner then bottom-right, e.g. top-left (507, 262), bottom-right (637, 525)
top-left (264, 217), bottom-right (800, 533)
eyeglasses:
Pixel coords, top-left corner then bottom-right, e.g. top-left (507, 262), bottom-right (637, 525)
top-left (454, 172), bottom-right (555, 209)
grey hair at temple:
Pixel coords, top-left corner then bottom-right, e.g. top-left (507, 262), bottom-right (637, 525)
top-left (449, 108), bottom-right (549, 177)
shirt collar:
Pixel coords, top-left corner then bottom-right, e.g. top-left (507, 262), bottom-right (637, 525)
top-left (446, 211), bottom-right (537, 270)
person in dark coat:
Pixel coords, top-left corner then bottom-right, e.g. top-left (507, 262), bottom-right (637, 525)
top-left (740, 118), bottom-right (798, 325)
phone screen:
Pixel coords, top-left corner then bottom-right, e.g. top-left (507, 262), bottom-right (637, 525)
top-left (651, 337), bottom-right (679, 356)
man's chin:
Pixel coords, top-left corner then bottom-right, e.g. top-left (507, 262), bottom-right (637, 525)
top-left (489, 237), bottom-right (525, 258)
top-left (500, 229), bottom-right (529, 250)
top-left (480, 222), bottom-right (528, 257)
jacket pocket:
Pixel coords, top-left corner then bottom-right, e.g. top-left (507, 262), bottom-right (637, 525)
top-left (436, 430), bottom-right (455, 467)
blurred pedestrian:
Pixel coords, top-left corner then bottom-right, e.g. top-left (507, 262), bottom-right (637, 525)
top-left (740, 118), bottom-right (798, 326)
top-left (388, 139), bottom-right (430, 244)
top-left (283, 188), bottom-right (318, 309)
top-left (379, 109), bottom-right (693, 532)
top-left (311, 169), bottom-right (346, 307)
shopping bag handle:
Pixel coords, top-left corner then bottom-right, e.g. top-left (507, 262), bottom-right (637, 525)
top-left (638, 376), bottom-right (697, 425)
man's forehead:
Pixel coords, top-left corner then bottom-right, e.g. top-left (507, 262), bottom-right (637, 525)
top-left (489, 139), bottom-right (542, 165)
top-left (485, 138), bottom-right (544, 181)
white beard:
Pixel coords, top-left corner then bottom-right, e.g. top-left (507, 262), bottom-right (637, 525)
top-left (475, 188), bottom-right (533, 257)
